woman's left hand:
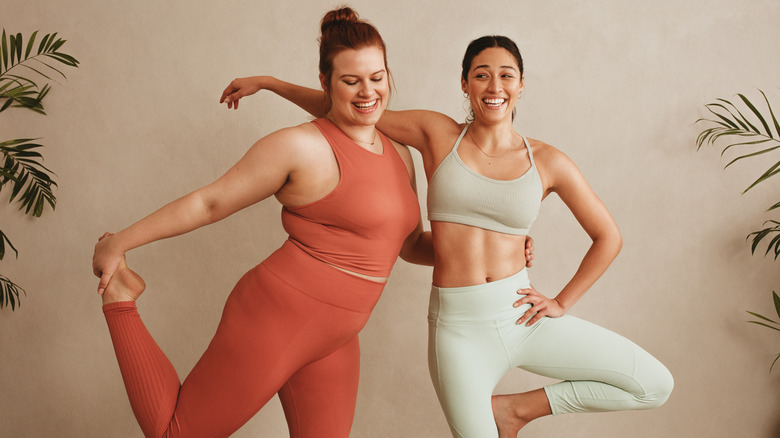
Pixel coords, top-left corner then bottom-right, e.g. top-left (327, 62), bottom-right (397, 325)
top-left (513, 285), bottom-right (566, 326)
top-left (220, 76), bottom-right (265, 109)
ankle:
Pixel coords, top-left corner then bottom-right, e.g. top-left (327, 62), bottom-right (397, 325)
top-left (102, 263), bottom-right (145, 305)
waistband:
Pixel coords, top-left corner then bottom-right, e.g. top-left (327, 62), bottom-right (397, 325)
top-left (429, 269), bottom-right (531, 322)
top-left (261, 240), bottom-right (386, 313)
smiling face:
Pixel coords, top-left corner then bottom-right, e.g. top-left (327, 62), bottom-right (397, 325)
top-left (321, 46), bottom-right (389, 128)
top-left (461, 47), bottom-right (524, 125)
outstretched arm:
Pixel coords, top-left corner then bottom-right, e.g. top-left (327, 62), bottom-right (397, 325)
top-left (219, 76), bottom-right (459, 157)
top-left (515, 145), bottom-right (621, 325)
top-left (221, 76), bottom-right (328, 117)
top-left (92, 127), bottom-right (303, 294)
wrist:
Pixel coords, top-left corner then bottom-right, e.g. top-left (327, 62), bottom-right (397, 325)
top-left (552, 297), bottom-right (570, 313)
top-left (258, 75), bottom-right (278, 93)
top-left (109, 230), bottom-right (133, 255)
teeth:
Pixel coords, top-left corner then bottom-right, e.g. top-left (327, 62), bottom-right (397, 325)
top-left (354, 100), bottom-right (377, 109)
top-left (484, 98), bottom-right (506, 105)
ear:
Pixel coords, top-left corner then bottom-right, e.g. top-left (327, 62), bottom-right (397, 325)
top-left (461, 77), bottom-right (468, 94)
top-left (518, 75), bottom-right (525, 95)
top-left (319, 73), bottom-right (329, 93)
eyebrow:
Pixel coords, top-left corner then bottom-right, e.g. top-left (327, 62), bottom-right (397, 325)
top-left (473, 64), bottom-right (517, 71)
top-left (339, 69), bottom-right (386, 79)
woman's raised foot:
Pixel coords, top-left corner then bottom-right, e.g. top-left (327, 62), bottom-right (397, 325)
top-left (492, 394), bottom-right (528, 438)
top-left (102, 260), bottom-right (146, 305)
top-left (492, 389), bottom-right (551, 437)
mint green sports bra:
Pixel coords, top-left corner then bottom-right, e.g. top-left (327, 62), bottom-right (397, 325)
top-left (427, 124), bottom-right (543, 236)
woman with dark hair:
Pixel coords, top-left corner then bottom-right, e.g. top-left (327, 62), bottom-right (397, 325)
top-left (92, 7), bottom-right (436, 438)
top-left (223, 34), bottom-right (673, 438)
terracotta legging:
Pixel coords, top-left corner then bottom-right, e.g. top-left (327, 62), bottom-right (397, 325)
top-left (103, 241), bottom-right (384, 438)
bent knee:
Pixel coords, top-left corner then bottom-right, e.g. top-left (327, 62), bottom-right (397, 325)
top-left (639, 364), bottom-right (674, 409)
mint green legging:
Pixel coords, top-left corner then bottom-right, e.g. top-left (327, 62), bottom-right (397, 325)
top-left (428, 269), bottom-right (674, 438)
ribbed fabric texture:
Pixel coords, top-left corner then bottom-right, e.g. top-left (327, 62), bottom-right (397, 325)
top-left (427, 124), bottom-right (542, 236)
top-left (103, 302), bottom-right (180, 438)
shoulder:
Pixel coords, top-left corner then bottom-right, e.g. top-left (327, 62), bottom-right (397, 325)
top-left (526, 138), bottom-right (585, 192)
top-left (240, 122), bottom-right (333, 172)
top-left (255, 121), bottom-right (330, 155)
top-left (262, 121), bottom-right (323, 145)
top-left (527, 138), bottom-right (576, 170)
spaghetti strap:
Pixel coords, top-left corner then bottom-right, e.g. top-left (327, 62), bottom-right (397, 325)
top-left (523, 136), bottom-right (535, 167)
top-left (451, 124), bottom-right (470, 154)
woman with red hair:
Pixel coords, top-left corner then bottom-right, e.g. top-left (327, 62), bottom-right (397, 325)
top-left (93, 7), bottom-right (435, 438)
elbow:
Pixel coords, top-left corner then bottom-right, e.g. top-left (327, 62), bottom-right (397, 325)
top-left (399, 236), bottom-right (434, 266)
top-left (613, 229), bottom-right (623, 256)
top-left (399, 243), bottom-right (417, 264)
top-left (195, 192), bottom-right (226, 225)
top-left (593, 226), bottom-right (622, 259)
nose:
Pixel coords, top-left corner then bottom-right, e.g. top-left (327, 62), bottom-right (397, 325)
top-left (488, 77), bottom-right (501, 93)
top-left (358, 79), bottom-right (371, 96)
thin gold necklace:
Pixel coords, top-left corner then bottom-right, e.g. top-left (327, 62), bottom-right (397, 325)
top-left (468, 130), bottom-right (516, 158)
top-left (348, 130), bottom-right (377, 146)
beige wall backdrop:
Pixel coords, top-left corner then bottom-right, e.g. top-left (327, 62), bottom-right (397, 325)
top-left (2, 0), bottom-right (780, 436)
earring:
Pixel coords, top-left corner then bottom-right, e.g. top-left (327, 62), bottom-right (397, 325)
top-left (463, 92), bottom-right (469, 98)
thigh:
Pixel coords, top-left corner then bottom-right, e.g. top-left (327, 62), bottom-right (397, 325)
top-left (279, 336), bottom-right (361, 438)
top-left (510, 315), bottom-right (664, 395)
top-left (169, 264), bottom-right (369, 437)
top-left (429, 318), bottom-right (509, 438)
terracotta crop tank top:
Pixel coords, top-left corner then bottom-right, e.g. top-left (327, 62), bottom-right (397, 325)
top-left (281, 118), bottom-right (420, 277)
top-left (427, 124), bottom-right (542, 235)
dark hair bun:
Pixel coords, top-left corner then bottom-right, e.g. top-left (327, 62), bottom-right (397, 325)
top-left (321, 7), bottom-right (360, 33)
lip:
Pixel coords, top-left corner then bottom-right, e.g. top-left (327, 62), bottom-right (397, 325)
top-left (482, 97), bottom-right (507, 109)
top-left (352, 99), bottom-right (379, 113)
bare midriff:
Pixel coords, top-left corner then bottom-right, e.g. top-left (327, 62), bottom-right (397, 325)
top-left (327, 263), bottom-right (388, 284)
top-left (431, 221), bottom-right (527, 288)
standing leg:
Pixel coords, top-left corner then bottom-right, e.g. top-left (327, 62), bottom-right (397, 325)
top-left (428, 317), bottom-right (510, 438)
top-left (278, 336), bottom-right (361, 438)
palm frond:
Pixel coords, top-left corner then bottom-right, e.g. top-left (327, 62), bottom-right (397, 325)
top-left (0, 227), bottom-right (18, 260)
top-left (0, 138), bottom-right (57, 217)
top-left (747, 292), bottom-right (780, 372)
top-left (747, 221), bottom-right (780, 259)
top-left (0, 29), bottom-right (79, 115)
top-left (696, 90), bottom-right (780, 194)
top-left (0, 274), bottom-right (25, 311)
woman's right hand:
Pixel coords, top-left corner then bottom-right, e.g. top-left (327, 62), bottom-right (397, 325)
top-left (92, 232), bottom-right (125, 295)
top-left (220, 76), bottom-right (266, 109)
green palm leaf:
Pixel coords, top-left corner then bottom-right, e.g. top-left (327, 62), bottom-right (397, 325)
top-left (0, 274), bottom-right (25, 311)
top-left (0, 228), bottom-right (17, 260)
top-left (747, 292), bottom-right (780, 371)
top-left (747, 221), bottom-right (780, 259)
top-left (0, 30), bottom-right (77, 312)
top-left (0, 138), bottom-right (56, 217)
top-left (0, 29), bottom-right (79, 114)
top-left (696, 91), bottom-right (780, 194)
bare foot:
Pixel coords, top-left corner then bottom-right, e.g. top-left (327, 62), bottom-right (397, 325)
top-left (492, 394), bottom-right (527, 438)
top-left (492, 390), bottom-right (551, 438)
top-left (102, 260), bottom-right (146, 305)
